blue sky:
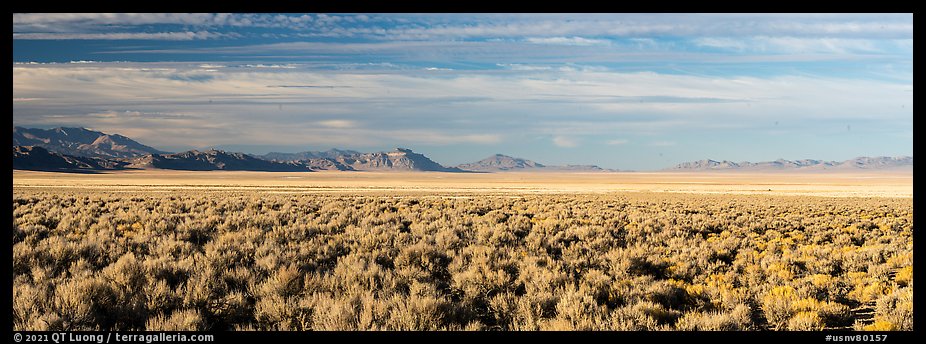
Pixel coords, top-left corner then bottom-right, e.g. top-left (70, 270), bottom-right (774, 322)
top-left (12, 13), bottom-right (912, 170)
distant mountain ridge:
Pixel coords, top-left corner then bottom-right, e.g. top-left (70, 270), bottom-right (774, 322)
top-left (456, 154), bottom-right (545, 171)
top-left (261, 149), bottom-right (362, 162)
top-left (11, 127), bottom-right (910, 173)
top-left (842, 156), bottom-right (914, 169)
top-left (455, 154), bottom-right (609, 172)
top-left (12, 127), bottom-right (465, 172)
top-left (128, 149), bottom-right (309, 171)
top-left (260, 148), bottom-right (464, 172)
top-left (13, 145), bottom-right (129, 171)
top-left (668, 156), bottom-right (913, 171)
top-left (13, 126), bottom-right (166, 158)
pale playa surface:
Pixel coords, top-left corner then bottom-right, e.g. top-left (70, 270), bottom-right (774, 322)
top-left (12, 169), bottom-right (912, 198)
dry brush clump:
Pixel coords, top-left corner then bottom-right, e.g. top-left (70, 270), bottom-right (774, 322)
top-left (11, 190), bottom-right (913, 331)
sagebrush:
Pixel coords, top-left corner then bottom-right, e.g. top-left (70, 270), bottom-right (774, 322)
top-left (12, 190), bottom-right (913, 331)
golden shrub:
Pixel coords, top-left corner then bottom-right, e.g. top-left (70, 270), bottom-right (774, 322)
top-left (894, 266), bottom-right (912, 287)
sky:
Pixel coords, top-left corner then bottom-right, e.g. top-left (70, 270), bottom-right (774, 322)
top-left (12, 13), bottom-right (913, 170)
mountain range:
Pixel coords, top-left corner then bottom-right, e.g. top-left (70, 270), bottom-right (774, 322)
top-left (259, 148), bottom-right (464, 172)
top-left (668, 157), bottom-right (913, 171)
top-left (13, 145), bottom-right (129, 172)
top-left (454, 154), bottom-right (610, 172)
top-left (127, 150), bottom-right (309, 172)
top-left (13, 126), bottom-right (165, 158)
top-left (11, 126), bottom-right (913, 173)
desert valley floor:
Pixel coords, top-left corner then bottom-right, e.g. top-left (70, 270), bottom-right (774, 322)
top-left (12, 169), bottom-right (913, 198)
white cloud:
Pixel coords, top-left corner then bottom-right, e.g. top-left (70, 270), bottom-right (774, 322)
top-left (553, 136), bottom-right (579, 148)
top-left (525, 37), bottom-right (611, 46)
top-left (458, 134), bottom-right (502, 144)
top-left (356, 14), bottom-right (911, 40)
top-left (242, 64), bottom-right (298, 69)
top-left (694, 36), bottom-right (890, 54)
top-left (13, 14), bottom-right (912, 43)
top-left (693, 37), bottom-right (750, 51)
top-left (606, 139), bottom-right (629, 145)
top-left (385, 132), bottom-right (501, 145)
top-left (11, 62), bottom-right (911, 151)
top-left (497, 63), bottom-right (552, 71)
top-left (85, 110), bottom-right (194, 120)
top-left (13, 13), bottom-right (230, 27)
top-left (629, 38), bottom-right (657, 47)
top-left (13, 31), bottom-right (234, 40)
top-left (318, 120), bottom-right (356, 128)
top-left (12, 13), bottom-right (321, 30)
top-left (102, 36), bottom-right (908, 71)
